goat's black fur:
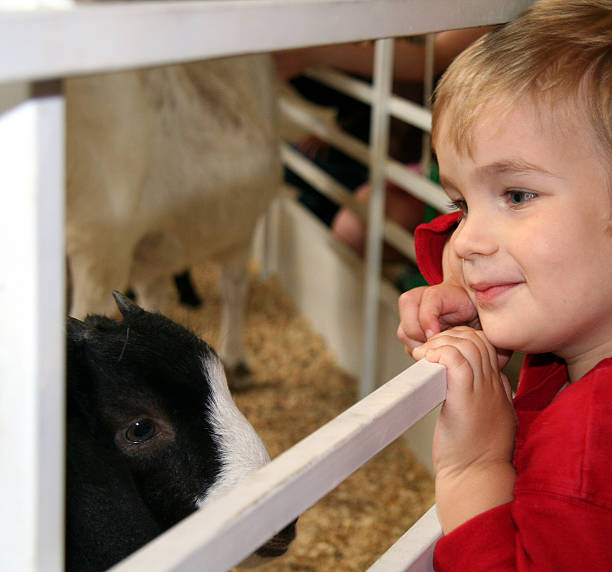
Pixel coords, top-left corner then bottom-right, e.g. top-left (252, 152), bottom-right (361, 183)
top-left (66, 293), bottom-right (223, 571)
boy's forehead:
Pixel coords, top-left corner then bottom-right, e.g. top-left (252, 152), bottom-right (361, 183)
top-left (435, 97), bottom-right (610, 194)
top-left (436, 95), bottom-right (587, 159)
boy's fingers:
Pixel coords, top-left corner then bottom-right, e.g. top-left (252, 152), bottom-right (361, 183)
top-left (397, 284), bottom-right (480, 359)
top-left (397, 325), bottom-right (423, 354)
top-left (418, 345), bottom-right (475, 392)
top-left (418, 286), bottom-right (478, 338)
top-left (397, 288), bottom-right (428, 348)
top-left (413, 331), bottom-right (478, 369)
top-left (416, 287), bottom-right (447, 338)
top-left (497, 349), bottom-right (513, 371)
top-left (414, 328), bottom-right (497, 388)
top-left (445, 327), bottom-right (498, 374)
top-left (441, 326), bottom-right (513, 373)
top-left (412, 343), bottom-right (427, 361)
top-left (500, 373), bottom-right (514, 403)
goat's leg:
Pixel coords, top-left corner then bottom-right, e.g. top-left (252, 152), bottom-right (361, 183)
top-left (218, 245), bottom-right (251, 390)
top-left (131, 275), bottom-right (172, 314)
top-left (130, 232), bottom-right (182, 313)
top-left (173, 269), bottom-right (202, 308)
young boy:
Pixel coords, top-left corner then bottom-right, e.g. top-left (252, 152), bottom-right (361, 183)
top-left (396, 1), bottom-right (612, 569)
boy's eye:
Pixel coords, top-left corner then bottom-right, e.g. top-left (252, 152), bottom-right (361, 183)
top-left (507, 189), bottom-right (537, 205)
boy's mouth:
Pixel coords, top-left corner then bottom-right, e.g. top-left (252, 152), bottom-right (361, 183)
top-left (469, 281), bottom-right (522, 305)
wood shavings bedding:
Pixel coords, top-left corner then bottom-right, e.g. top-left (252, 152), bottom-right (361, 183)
top-left (165, 262), bottom-right (435, 571)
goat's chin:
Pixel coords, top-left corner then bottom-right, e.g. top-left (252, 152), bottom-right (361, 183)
top-left (238, 518), bottom-right (297, 568)
top-left (238, 553), bottom-right (268, 569)
top-left (238, 553), bottom-right (285, 569)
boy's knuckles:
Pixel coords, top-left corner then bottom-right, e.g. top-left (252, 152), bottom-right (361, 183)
top-left (398, 287), bottom-right (426, 310)
top-left (426, 344), bottom-right (470, 369)
top-left (397, 326), bottom-right (426, 352)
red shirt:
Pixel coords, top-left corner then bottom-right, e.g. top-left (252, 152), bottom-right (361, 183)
top-left (414, 215), bottom-right (612, 570)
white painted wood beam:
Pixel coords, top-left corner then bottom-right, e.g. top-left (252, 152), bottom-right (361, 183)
top-left (0, 84), bottom-right (65, 572)
top-left (0, 0), bottom-right (533, 83)
top-left (367, 505), bottom-right (442, 572)
top-left (111, 360), bottom-right (446, 572)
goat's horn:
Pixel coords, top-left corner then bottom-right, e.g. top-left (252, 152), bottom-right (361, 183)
top-left (112, 291), bottom-right (142, 318)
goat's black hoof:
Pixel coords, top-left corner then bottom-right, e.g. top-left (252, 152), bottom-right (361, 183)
top-left (226, 361), bottom-right (253, 391)
top-left (173, 269), bottom-right (202, 308)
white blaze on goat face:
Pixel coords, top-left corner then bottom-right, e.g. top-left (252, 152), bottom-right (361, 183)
top-left (198, 357), bottom-right (270, 505)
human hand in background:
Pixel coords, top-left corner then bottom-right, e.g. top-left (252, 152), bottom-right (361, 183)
top-left (413, 326), bottom-right (516, 533)
top-left (273, 28), bottom-right (495, 82)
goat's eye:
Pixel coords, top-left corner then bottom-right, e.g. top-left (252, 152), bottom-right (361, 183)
top-left (124, 418), bottom-right (156, 443)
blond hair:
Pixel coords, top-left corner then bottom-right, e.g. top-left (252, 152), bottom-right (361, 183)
top-left (432, 0), bottom-right (612, 160)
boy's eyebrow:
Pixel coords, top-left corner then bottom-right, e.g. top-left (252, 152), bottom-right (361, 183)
top-left (479, 159), bottom-right (555, 178)
top-left (438, 159), bottom-right (556, 191)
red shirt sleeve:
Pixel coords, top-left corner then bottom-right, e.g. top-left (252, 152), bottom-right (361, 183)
top-left (433, 504), bottom-right (516, 570)
top-left (434, 495), bottom-right (612, 571)
top-left (434, 360), bottom-right (612, 571)
top-left (414, 212), bottom-right (461, 285)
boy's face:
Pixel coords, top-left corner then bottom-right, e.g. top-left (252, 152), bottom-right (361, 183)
top-left (436, 100), bottom-right (612, 366)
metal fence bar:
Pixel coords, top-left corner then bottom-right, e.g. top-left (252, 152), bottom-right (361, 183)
top-left (361, 38), bottom-right (393, 398)
top-left (110, 360), bottom-right (446, 572)
top-left (281, 143), bottom-right (417, 261)
top-left (386, 158), bottom-right (450, 213)
top-left (279, 93), bottom-right (449, 212)
top-left (419, 33), bottom-right (435, 174)
top-left (304, 67), bottom-right (432, 132)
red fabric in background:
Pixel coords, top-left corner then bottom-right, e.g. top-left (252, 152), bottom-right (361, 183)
top-left (414, 212), bottom-right (461, 285)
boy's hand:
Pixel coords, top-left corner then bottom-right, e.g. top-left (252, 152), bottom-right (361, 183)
top-left (397, 283), bottom-right (480, 352)
top-left (413, 326), bottom-right (517, 533)
top-left (397, 228), bottom-right (480, 353)
top-left (397, 284), bottom-right (514, 370)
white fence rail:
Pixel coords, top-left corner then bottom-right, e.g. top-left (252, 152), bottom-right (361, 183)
top-left (111, 360), bottom-right (446, 572)
top-left (0, 1), bottom-right (531, 571)
top-left (0, 0), bottom-right (529, 83)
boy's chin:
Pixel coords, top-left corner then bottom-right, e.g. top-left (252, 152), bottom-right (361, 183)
top-left (479, 319), bottom-right (529, 355)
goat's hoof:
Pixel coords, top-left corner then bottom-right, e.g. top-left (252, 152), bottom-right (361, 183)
top-left (173, 270), bottom-right (202, 308)
top-left (226, 361), bottom-right (253, 391)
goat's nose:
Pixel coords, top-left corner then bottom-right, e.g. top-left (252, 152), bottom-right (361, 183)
top-left (255, 518), bottom-right (298, 558)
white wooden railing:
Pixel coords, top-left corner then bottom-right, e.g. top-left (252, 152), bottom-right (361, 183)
top-left (111, 360), bottom-right (446, 572)
top-left (0, 1), bottom-right (531, 571)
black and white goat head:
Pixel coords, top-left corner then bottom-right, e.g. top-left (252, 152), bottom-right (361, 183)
top-left (66, 291), bottom-right (295, 571)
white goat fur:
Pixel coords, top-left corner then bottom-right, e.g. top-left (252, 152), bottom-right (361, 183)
top-left (66, 54), bottom-right (281, 373)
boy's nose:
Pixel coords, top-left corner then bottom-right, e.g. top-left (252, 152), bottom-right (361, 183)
top-left (453, 212), bottom-right (498, 260)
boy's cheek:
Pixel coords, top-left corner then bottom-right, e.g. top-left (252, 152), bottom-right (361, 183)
top-left (443, 231), bottom-right (465, 283)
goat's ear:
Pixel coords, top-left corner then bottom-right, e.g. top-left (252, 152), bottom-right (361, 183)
top-left (66, 317), bottom-right (92, 398)
top-left (67, 316), bottom-right (89, 343)
top-left (112, 290), bottom-right (143, 318)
